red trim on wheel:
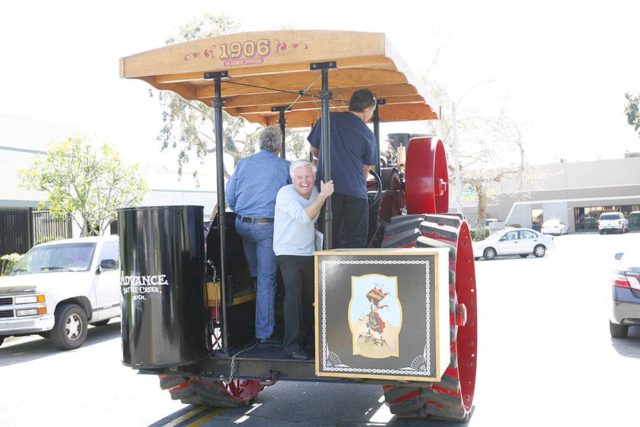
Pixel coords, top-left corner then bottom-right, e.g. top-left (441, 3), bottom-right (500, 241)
top-left (453, 222), bottom-right (477, 411)
top-left (426, 399), bottom-right (446, 409)
top-left (169, 382), bottom-right (190, 392)
top-left (389, 389), bottom-right (422, 404)
top-left (431, 384), bottom-right (461, 398)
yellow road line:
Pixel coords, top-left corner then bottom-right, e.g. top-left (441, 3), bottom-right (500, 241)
top-left (187, 408), bottom-right (226, 427)
top-left (162, 406), bottom-right (209, 427)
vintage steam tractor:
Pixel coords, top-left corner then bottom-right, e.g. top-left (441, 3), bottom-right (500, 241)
top-left (118, 30), bottom-right (477, 421)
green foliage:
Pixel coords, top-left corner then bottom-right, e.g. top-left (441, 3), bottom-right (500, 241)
top-left (624, 92), bottom-right (640, 136)
top-left (470, 228), bottom-right (489, 241)
top-left (1, 253), bottom-right (23, 276)
top-left (284, 129), bottom-right (309, 160)
top-left (19, 136), bottom-right (149, 236)
top-left (153, 14), bottom-right (311, 181)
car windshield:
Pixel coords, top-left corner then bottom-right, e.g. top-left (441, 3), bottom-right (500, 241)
top-left (10, 242), bottom-right (96, 275)
top-left (600, 214), bottom-right (621, 220)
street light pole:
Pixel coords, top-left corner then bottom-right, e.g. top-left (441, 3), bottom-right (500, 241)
top-left (452, 102), bottom-right (462, 213)
top-left (450, 79), bottom-right (495, 215)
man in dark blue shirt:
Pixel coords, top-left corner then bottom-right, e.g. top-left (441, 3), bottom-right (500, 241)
top-left (308, 89), bottom-right (377, 248)
top-left (226, 126), bottom-right (290, 344)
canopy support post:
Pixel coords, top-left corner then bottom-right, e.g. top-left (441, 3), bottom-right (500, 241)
top-left (373, 100), bottom-right (382, 176)
top-left (311, 61), bottom-right (335, 249)
top-left (205, 70), bottom-right (230, 350)
top-left (272, 106), bottom-right (290, 159)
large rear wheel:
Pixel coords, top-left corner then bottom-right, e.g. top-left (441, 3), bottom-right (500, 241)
top-left (159, 375), bottom-right (263, 407)
top-left (381, 214), bottom-right (477, 421)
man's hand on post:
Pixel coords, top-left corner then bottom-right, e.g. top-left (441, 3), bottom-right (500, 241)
top-left (320, 180), bottom-right (334, 199)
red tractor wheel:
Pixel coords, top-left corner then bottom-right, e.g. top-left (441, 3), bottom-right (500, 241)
top-left (159, 375), bottom-right (264, 407)
top-left (381, 214), bottom-right (477, 421)
top-left (405, 137), bottom-right (449, 215)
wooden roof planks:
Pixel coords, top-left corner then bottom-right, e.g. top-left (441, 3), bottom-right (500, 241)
top-left (120, 30), bottom-right (437, 128)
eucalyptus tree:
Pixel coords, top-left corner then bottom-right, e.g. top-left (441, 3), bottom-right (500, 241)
top-left (154, 14), bottom-right (307, 184)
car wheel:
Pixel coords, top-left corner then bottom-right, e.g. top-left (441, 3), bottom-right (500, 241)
top-left (599, 230), bottom-right (604, 235)
top-left (49, 303), bottom-right (88, 350)
top-left (609, 321), bottom-right (628, 339)
top-left (533, 245), bottom-right (546, 258)
top-left (483, 247), bottom-right (497, 260)
top-left (519, 254), bottom-right (528, 258)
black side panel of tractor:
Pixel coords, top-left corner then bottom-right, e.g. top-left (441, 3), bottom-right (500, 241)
top-left (206, 212), bottom-right (253, 297)
top-left (119, 205), bottom-right (209, 368)
top-left (207, 212), bottom-right (258, 348)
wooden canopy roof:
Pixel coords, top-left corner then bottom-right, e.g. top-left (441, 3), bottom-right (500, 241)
top-left (120, 30), bottom-right (437, 128)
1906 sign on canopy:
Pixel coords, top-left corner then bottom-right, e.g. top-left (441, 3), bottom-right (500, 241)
top-left (315, 248), bottom-right (450, 382)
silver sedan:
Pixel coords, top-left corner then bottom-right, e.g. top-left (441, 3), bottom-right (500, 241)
top-left (473, 228), bottom-right (555, 260)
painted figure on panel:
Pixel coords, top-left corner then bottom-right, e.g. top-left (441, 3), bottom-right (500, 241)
top-left (348, 274), bottom-right (402, 358)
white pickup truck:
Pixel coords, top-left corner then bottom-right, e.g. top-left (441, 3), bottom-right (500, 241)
top-left (0, 236), bottom-right (120, 350)
top-left (597, 212), bottom-right (629, 234)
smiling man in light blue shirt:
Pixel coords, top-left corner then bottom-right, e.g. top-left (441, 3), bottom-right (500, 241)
top-left (274, 160), bottom-right (333, 359)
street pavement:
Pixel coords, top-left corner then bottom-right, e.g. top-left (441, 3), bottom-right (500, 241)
top-left (1, 232), bottom-right (639, 426)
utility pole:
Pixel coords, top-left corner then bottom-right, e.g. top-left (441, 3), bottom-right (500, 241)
top-left (451, 79), bottom-right (495, 215)
top-left (452, 102), bottom-right (462, 214)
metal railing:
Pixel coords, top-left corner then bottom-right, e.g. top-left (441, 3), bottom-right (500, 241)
top-left (0, 208), bottom-right (72, 256)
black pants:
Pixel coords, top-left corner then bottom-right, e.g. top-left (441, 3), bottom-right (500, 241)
top-left (277, 255), bottom-right (314, 354)
top-left (330, 192), bottom-right (369, 248)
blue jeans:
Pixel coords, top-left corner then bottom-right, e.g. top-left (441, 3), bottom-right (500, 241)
top-left (235, 219), bottom-right (277, 339)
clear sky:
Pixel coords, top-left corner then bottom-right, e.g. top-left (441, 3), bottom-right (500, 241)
top-left (1, 0), bottom-right (639, 173)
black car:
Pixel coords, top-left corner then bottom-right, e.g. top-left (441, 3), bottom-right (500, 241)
top-left (610, 249), bottom-right (640, 338)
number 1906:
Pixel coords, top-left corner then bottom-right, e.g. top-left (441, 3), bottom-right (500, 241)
top-left (219, 39), bottom-right (270, 60)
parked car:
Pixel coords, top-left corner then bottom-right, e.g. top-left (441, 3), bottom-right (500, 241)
top-left (610, 249), bottom-right (640, 338)
top-left (541, 219), bottom-right (569, 236)
top-left (628, 211), bottom-right (640, 231)
top-left (473, 228), bottom-right (555, 260)
top-left (0, 236), bottom-right (120, 350)
top-left (485, 218), bottom-right (499, 227)
top-left (597, 212), bottom-right (628, 234)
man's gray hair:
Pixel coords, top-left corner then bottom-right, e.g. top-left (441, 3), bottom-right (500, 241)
top-left (289, 159), bottom-right (317, 179)
top-left (259, 126), bottom-right (283, 152)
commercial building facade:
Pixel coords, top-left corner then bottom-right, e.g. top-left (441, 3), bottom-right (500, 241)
top-left (461, 155), bottom-right (640, 232)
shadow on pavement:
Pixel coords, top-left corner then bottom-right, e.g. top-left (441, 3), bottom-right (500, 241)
top-left (0, 321), bottom-right (121, 367)
top-left (147, 381), bottom-right (472, 427)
